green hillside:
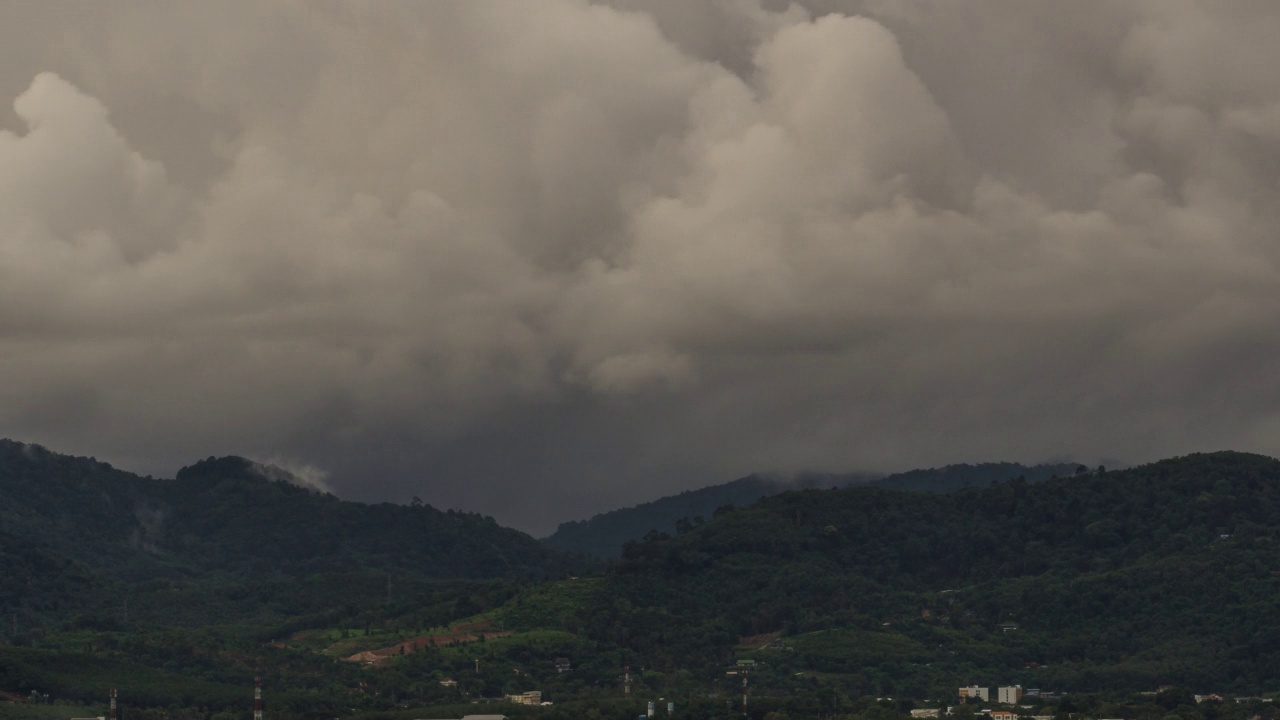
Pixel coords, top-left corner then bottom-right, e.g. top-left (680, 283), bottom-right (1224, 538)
top-left (5, 443), bottom-right (1280, 720)
top-left (562, 452), bottom-right (1280, 694)
top-left (363, 451), bottom-right (1280, 717)
top-left (0, 440), bottom-right (576, 630)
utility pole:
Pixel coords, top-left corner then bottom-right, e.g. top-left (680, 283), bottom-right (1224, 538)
top-left (254, 676), bottom-right (263, 720)
top-left (624, 665), bottom-right (631, 699)
top-left (742, 670), bottom-right (748, 717)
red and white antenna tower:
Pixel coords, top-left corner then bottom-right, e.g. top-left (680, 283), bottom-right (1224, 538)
top-left (254, 676), bottom-right (263, 720)
top-left (624, 665), bottom-right (631, 698)
top-left (109, 688), bottom-right (117, 720)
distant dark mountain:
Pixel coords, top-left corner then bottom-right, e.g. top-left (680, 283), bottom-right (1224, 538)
top-left (871, 460), bottom-right (1085, 493)
top-left (0, 439), bottom-right (574, 624)
top-left (540, 472), bottom-right (875, 558)
top-left (543, 461), bottom-right (1081, 558)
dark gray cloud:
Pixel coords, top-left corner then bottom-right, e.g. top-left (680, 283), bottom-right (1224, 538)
top-left (3, 1), bottom-right (1280, 534)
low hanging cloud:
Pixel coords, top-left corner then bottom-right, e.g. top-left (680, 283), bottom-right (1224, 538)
top-left (2, 1), bottom-right (1280, 534)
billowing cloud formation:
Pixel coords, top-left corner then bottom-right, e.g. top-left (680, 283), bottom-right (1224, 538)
top-left (2, 1), bottom-right (1280, 534)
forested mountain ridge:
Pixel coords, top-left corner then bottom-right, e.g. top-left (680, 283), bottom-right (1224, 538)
top-left (160, 455), bottom-right (571, 579)
top-left (502, 451), bottom-right (1280, 699)
top-left (543, 461), bottom-right (1080, 558)
top-left (7, 444), bottom-right (1280, 718)
top-left (870, 460), bottom-right (1086, 493)
top-left (0, 439), bottom-right (575, 625)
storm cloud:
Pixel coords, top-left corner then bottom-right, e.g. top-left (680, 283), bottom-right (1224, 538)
top-left (2, 1), bottom-right (1280, 534)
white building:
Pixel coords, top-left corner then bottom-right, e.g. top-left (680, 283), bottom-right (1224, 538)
top-left (960, 686), bottom-right (990, 702)
top-left (998, 686), bottom-right (1024, 705)
top-left (505, 691), bottom-right (542, 705)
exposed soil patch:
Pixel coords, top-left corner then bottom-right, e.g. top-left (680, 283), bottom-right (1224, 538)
top-left (737, 630), bottom-right (782, 648)
top-left (343, 621), bottom-right (512, 665)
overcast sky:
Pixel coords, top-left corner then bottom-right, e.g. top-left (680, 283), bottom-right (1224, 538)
top-left (3, 1), bottom-right (1280, 535)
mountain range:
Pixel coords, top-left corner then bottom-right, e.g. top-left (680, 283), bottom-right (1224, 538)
top-left (3, 438), bottom-right (1279, 719)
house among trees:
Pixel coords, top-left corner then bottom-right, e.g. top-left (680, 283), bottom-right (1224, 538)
top-left (505, 691), bottom-right (542, 705)
top-left (554, 657), bottom-right (571, 673)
